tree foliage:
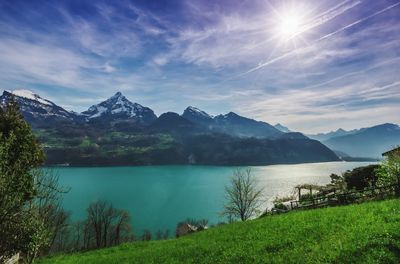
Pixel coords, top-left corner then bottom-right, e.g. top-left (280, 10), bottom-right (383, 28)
top-left (376, 149), bottom-right (400, 187)
top-left (222, 169), bottom-right (264, 221)
top-left (343, 165), bottom-right (379, 190)
top-left (0, 100), bottom-right (46, 261)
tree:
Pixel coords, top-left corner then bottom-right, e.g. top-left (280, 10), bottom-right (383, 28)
top-left (376, 149), bottom-right (400, 191)
top-left (30, 170), bottom-right (70, 255)
top-left (0, 100), bottom-right (46, 261)
top-left (111, 209), bottom-right (133, 245)
top-left (155, 230), bottom-right (163, 240)
top-left (141, 229), bottom-right (152, 241)
top-left (343, 165), bottom-right (379, 190)
top-left (85, 200), bottom-right (133, 249)
top-left (221, 168), bottom-right (264, 221)
top-left (162, 230), bottom-right (170, 240)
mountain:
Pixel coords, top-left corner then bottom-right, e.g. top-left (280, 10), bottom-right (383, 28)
top-left (82, 92), bottom-right (157, 125)
top-left (278, 132), bottom-right (308, 140)
top-left (323, 123), bottom-right (400, 158)
top-left (150, 112), bottom-right (197, 133)
top-left (181, 107), bottom-right (283, 138)
top-left (213, 112), bottom-right (283, 138)
top-left (307, 128), bottom-right (359, 141)
top-left (274, 123), bottom-right (291, 133)
top-left (0, 89), bottom-right (340, 166)
top-left (0, 90), bottom-right (82, 127)
top-left (179, 134), bottom-right (339, 166)
top-left (182, 106), bottom-right (214, 127)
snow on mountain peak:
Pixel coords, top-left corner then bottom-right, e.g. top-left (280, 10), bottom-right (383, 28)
top-left (10, 89), bottom-right (52, 106)
top-left (186, 106), bottom-right (213, 118)
top-left (83, 92), bottom-right (156, 122)
top-left (110, 91), bottom-right (123, 100)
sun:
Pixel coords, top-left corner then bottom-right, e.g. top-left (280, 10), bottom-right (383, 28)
top-left (273, 6), bottom-right (307, 41)
top-left (278, 13), bottom-right (302, 38)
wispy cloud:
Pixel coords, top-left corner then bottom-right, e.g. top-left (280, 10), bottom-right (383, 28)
top-left (0, 0), bottom-right (398, 131)
top-left (237, 1), bottom-right (400, 77)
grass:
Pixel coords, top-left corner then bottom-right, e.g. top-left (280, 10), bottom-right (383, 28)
top-left (39, 199), bottom-right (400, 264)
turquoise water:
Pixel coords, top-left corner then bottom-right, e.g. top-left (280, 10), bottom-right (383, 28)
top-left (51, 161), bottom-right (374, 237)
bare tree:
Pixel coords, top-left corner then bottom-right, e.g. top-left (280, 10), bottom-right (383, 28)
top-left (111, 209), bottom-right (133, 245)
top-left (26, 169), bottom-right (70, 260)
top-left (221, 168), bottom-right (264, 221)
top-left (156, 230), bottom-right (163, 240)
top-left (87, 200), bottom-right (108, 248)
top-left (141, 229), bottom-right (152, 241)
top-left (85, 201), bottom-right (134, 249)
top-left (162, 230), bottom-right (170, 240)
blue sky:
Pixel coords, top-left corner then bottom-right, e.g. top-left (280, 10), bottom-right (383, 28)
top-left (0, 0), bottom-right (399, 133)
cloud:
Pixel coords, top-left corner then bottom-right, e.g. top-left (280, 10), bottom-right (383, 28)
top-left (0, 0), bottom-right (398, 132)
top-left (102, 62), bottom-right (117, 73)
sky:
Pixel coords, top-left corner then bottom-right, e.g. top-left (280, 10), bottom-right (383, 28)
top-left (0, 0), bottom-right (399, 133)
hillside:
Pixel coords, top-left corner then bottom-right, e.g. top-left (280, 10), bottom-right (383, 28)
top-left (324, 123), bottom-right (400, 158)
top-left (40, 199), bottom-right (400, 264)
top-left (1, 90), bottom-right (339, 166)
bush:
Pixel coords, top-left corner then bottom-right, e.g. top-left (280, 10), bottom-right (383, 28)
top-left (343, 165), bottom-right (379, 190)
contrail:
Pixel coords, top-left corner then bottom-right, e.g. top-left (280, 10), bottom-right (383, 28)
top-left (245, 0), bottom-right (360, 51)
top-left (319, 1), bottom-right (400, 41)
top-left (303, 57), bottom-right (400, 90)
top-left (236, 1), bottom-right (400, 78)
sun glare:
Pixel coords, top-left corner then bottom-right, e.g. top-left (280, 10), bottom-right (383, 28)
top-left (279, 14), bottom-right (302, 38)
top-left (274, 6), bottom-right (307, 41)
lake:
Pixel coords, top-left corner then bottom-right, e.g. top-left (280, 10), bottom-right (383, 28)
top-left (51, 161), bottom-right (374, 237)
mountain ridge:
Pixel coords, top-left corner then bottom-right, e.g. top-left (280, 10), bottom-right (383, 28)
top-left (0, 90), bottom-right (84, 127)
top-left (0, 89), bottom-right (341, 166)
top-left (323, 123), bottom-right (400, 158)
top-left (82, 92), bottom-right (157, 125)
top-left (182, 106), bottom-right (283, 138)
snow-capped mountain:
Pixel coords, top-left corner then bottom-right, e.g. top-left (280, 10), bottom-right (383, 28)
top-left (0, 89), bottom-right (82, 127)
top-left (182, 106), bottom-right (214, 126)
top-left (82, 92), bottom-right (157, 124)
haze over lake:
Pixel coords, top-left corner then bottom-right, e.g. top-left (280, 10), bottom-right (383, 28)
top-left (52, 161), bottom-right (374, 237)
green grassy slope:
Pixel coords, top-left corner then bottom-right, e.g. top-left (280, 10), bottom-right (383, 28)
top-left (40, 199), bottom-right (400, 264)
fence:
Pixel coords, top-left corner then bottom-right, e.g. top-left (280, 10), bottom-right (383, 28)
top-left (287, 183), bottom-right (399, 211)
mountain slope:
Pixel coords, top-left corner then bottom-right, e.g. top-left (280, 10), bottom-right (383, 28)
top-left (324, 123), bottom-right (400, 158)
top-left (182, 134), bottom-right (338, 165)
top-left (182, 106), bottom-right (214, 127)
top-left (274, 123), bottom-right (291, 133)
top-left (150, 112), bottom-right (198, 133)
top-left (82, 92), bottom-right (157, 125)
top-left (39, 199), bottom-right (400, 264)
top-left (1, 89), bottom-right (339, 166)
top-left (0, 90), bottom-right (82, 127)
top-left (182, 107), bottom-right (283, 139)
top-left (213, 112), bottom-right (283, 138)
top-left (308, 128), bottom-right (358, 141)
